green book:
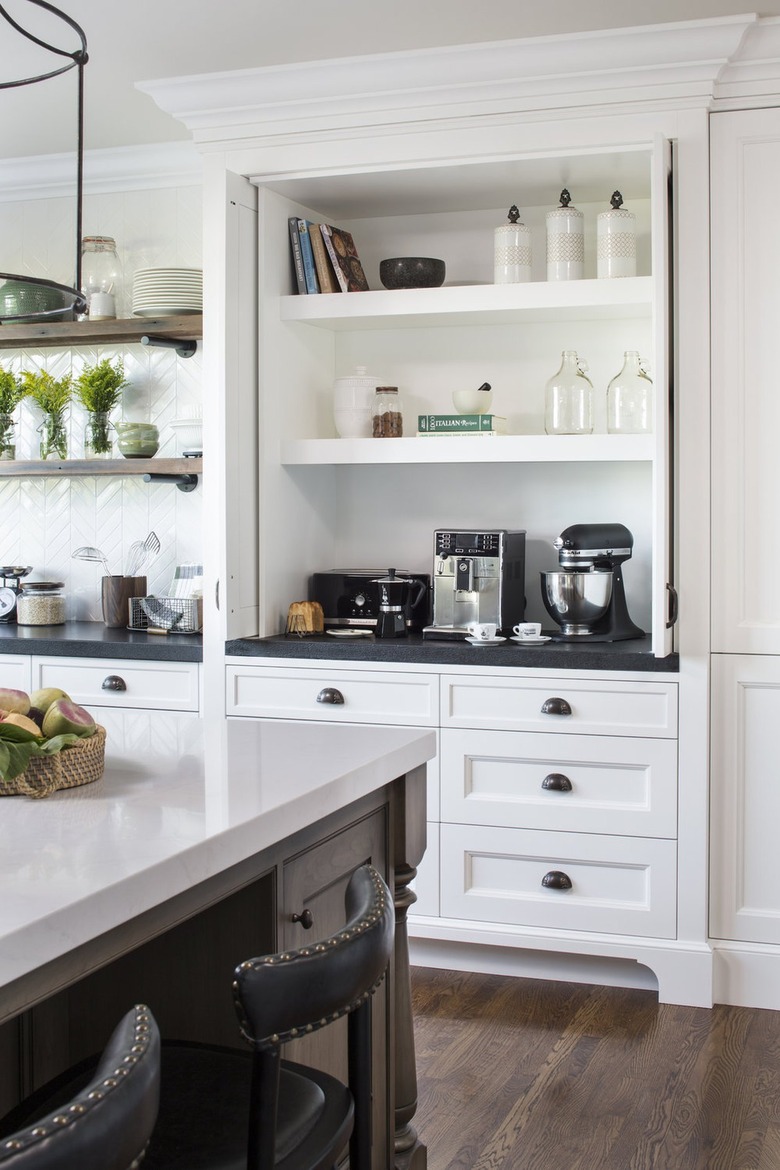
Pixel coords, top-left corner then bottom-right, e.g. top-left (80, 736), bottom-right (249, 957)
top-left (417, 413), bottom-right (506, 434)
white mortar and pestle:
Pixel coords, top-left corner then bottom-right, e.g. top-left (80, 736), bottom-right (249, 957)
top-left (452, 381), bottom-right (493, 414)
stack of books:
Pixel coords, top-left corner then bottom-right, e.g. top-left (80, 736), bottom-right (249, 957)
top-left (417, 414), bottom-right (507, 436)
top-left (288, 218), bottom-right (370, 294)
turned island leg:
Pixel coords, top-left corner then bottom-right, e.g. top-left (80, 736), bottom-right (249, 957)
top-left (392, 764), bottom-right (427, 1170)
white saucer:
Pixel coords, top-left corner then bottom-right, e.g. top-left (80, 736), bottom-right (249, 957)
top-left (510, 635), bottom-right (551, 645)
top-left (465, 635), bottom-right (507, 646)
top-left (326, 628), bottom-right (374, 638)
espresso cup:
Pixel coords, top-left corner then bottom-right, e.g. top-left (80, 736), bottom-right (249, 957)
top-left (513, 622), bottom-right (542, 639)
top-left (467, 622), bottom-right (497, 640)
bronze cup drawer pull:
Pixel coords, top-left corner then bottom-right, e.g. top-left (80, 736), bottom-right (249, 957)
top-left (540, 696), bottom-right (572, 716)
top-left (291, 908), bottom-right (314, 930)
top-left (542, 870), bottom-right (573, 891)
top-left (542, 773), bottom-right (573, 792)
top-left (101, 674), bottom-right (127, 692)
top-left (316, 687), bottom-right (345, 705)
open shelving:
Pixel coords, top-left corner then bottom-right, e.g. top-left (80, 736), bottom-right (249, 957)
top-left (0, 314), bottom-right (202, 350)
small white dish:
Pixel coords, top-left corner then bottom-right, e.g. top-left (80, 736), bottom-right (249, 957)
top-left (326, 628), bottom-right (373, 638)
top-left (510, 635), bottom-right (551, 645)
top-left (465, 635), bottom-right (506, 646)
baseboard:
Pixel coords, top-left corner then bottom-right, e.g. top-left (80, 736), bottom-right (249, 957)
top-left (712, 942), bottom-right (780, 1008)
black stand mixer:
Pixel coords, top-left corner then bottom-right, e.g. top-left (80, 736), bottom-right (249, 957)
top-left (541, 523), bottom-right (645, 641)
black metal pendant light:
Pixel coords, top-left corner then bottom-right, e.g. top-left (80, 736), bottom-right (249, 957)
top-left (0, 0), bottom-right (88, 321)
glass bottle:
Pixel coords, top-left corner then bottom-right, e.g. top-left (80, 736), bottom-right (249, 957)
top-left (372, 386), bottom-right (403, 437)
top-left (81, 236), bottom-right (122, 319)
top-left (544, 351), bottom-right (593, 435)
top-left (607, 351), bottom-right (653, 434)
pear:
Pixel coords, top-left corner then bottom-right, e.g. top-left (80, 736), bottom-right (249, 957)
top-left (29, 687), bottom-right (70, 715)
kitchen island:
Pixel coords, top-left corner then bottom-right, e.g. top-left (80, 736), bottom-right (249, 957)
top-left (0, 713), bottom-right (435, 1170)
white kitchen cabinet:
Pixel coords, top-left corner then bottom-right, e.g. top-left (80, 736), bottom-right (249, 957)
top-left (711, 108), bottom-right (780, 654)
top-left (0, 655), bottom-right (31, 694)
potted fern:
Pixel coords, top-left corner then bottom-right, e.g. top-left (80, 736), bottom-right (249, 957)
top-left (21, 369), bottom-right (72, 461)
top-left (0, 364), bottom-right (24, 460)
top-left (75, 358), bottom-right (128, 458)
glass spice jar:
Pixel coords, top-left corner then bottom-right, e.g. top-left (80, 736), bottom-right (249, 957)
top-left (372, 386), bottom-right (403, 437)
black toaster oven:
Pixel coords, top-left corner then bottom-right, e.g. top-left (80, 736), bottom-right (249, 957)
top-left (311, 569), bottom-right (431, 630)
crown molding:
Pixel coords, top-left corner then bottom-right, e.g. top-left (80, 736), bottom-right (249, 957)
top-left (0, 141), bottom-right (201, 203)
top-left (138, 15), bottom-right (760, 150)
top-left (712, 16), bottom-right (780, 105)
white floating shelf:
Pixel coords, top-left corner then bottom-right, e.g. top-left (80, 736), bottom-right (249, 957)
top-left (279, 277), bottom-right (653, 330)
top-left (280, 434), bottom-right (654, 466)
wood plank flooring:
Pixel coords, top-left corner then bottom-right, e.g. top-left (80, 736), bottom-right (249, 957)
top-left (411, 968), bottom-right (780, 1170)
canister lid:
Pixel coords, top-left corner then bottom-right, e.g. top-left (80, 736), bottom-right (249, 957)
top-left (20, 581), bottom-right (63, 592)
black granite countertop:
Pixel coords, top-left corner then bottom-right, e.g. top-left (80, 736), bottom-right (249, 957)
top-left (0, 621), bottom-right (202, 662)
top-left (225, 633), bottom-right (678, 672)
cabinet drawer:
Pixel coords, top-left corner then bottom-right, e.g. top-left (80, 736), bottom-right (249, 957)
top-left (441, 675), bottom-right (677, 737)
top-left (440, 728), bottom-right (677, 837)
top-left (440, 824), bottom-right (677, 939)
top-left (226, 666), bottom-right (438, 726)
top-left (33, 658), bottom-right (200, 712)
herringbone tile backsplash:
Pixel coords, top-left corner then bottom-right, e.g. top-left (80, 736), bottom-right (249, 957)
top-left (0, 183), bottom-right (203, 621)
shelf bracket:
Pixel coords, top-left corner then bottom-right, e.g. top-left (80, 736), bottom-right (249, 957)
top-left (141, 334), bottom-right (197, 358)
top-left (143, 472), bottom-right (199, 493)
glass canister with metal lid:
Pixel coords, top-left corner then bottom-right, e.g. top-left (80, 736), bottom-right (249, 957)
top-left (16, 581), bottom-right (66, 626)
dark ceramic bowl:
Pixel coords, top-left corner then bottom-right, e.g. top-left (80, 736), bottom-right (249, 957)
top-left (379, 257), bottom-right (446, 290)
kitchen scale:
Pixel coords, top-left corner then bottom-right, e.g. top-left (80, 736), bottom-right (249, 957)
top-left (0, 566), bottom-right (32, 622)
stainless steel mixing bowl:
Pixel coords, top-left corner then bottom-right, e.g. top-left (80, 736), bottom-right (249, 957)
top-left (541, 570), bottom-right (613, 635)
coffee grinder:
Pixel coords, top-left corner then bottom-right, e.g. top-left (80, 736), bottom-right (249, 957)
top-left (541, 522), bottom-right (644, 641)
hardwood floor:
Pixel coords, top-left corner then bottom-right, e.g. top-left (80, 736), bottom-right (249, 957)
top-left (411, 968), bottom-right (780, 1170)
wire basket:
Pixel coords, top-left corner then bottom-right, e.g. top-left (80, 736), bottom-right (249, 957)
top-left (129, 596), bottom-right (203, 633)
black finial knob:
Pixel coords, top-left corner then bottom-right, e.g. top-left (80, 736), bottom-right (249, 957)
top-left (559, 189), bottom-right (572, 207)
top-left (507, 205), bottom-right (521, 224)
top-left (610, 190), bottom-right (624, 210)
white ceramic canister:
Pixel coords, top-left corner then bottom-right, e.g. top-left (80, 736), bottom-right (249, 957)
top-left (333, 365), bottom-right (380, 438)
top-left (597, 191), bottom-right (636, 279)
top-left (494, 205), bottom-right (532, 284)
top-left (545, 189), bottom-right (584, 281)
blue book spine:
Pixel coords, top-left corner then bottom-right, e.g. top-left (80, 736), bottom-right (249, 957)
top-left (288, 217), bottom-right (306, 294)
top-left (298, 220), bottom-right (320, 294)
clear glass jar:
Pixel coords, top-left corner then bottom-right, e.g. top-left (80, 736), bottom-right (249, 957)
top-left (38, 413), bottom-right (68, 461)
top-left (544, 351), bottom-right (593, 435)
top-left (81, 236), bottom-right (122, 319)
top-left (607, 351), bottom-right (653, 434)
top-left (372, 386), bottom-right (403, 437)
top-left (0, 413), bottom-right (15, 460)
top-left (84, 411), bottom-right (113, 459)
top-left (17, 581), bottom-right (66, 626)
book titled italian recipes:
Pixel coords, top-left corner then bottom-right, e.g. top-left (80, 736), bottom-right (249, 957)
top-left (320, 224), bottom-right (370, 292)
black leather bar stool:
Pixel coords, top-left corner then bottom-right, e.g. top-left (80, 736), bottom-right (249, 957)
top-left (0, 1003), bottom-right (160, 1169)
top-left (144, 862), bottom-right (394, 1170)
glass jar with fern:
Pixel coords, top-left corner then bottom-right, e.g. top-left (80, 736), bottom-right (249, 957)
top-left (0, 363), bottom-right (24, 460)
top-left (75, 358), bottom-right (128, 458)
top-left (21, 370), bottom-right (72, 461)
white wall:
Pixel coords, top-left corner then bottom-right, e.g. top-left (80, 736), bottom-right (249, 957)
top-left (0, 181), bottom-right (203, 621)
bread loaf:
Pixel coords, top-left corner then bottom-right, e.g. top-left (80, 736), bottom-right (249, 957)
top-left (286, 600), bottom-right (325, 634)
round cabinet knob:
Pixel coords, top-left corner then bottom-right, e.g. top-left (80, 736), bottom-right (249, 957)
top-left (540, 696), bottom-right (572, 716)
top-left (541, 870), bottom-right (573, 891)
top-left (101, 675), bottom-right (127, 692)
top-left (541, 772), bottom-right (573, 792)
top-left (291, 909), bottom-right (314, 930)
top-left (316, 687), bottom-right (344, 705)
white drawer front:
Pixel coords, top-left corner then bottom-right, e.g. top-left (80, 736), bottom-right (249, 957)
top-left (440, 729), bottom-right (677, 837)
top-left (33, 658), bottom-right (200, 711)
top-left (0, 655), bottom-right (32, 693)
top-left (226, 666), bottom-right (438, 726)
top-left (441, 675), bottom-right (678, 737)
top-left (441, 824), bottom-right (677, 939)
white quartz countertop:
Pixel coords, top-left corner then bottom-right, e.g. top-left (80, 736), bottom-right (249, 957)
top-left (0, 712), bottom-right (436, 992)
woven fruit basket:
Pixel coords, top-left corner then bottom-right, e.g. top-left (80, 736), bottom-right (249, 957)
top-left (0, 726), bottom-right (106, 800)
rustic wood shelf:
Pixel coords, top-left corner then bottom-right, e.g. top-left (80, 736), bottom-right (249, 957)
top-left (0, 314), bottom-right (203, 350)
top-left (0, 457), bottom-right (202, 478)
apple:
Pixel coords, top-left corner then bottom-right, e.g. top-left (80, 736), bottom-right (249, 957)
top-left (42, 698), bottom-right (96, 739)
top-left (0, 688), bottom-right (30, 716)
top-left (29, 687), bottom-right (70, 715)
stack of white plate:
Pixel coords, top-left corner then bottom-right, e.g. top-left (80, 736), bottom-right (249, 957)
top-left (132, 268), bottom-right (203, 316)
